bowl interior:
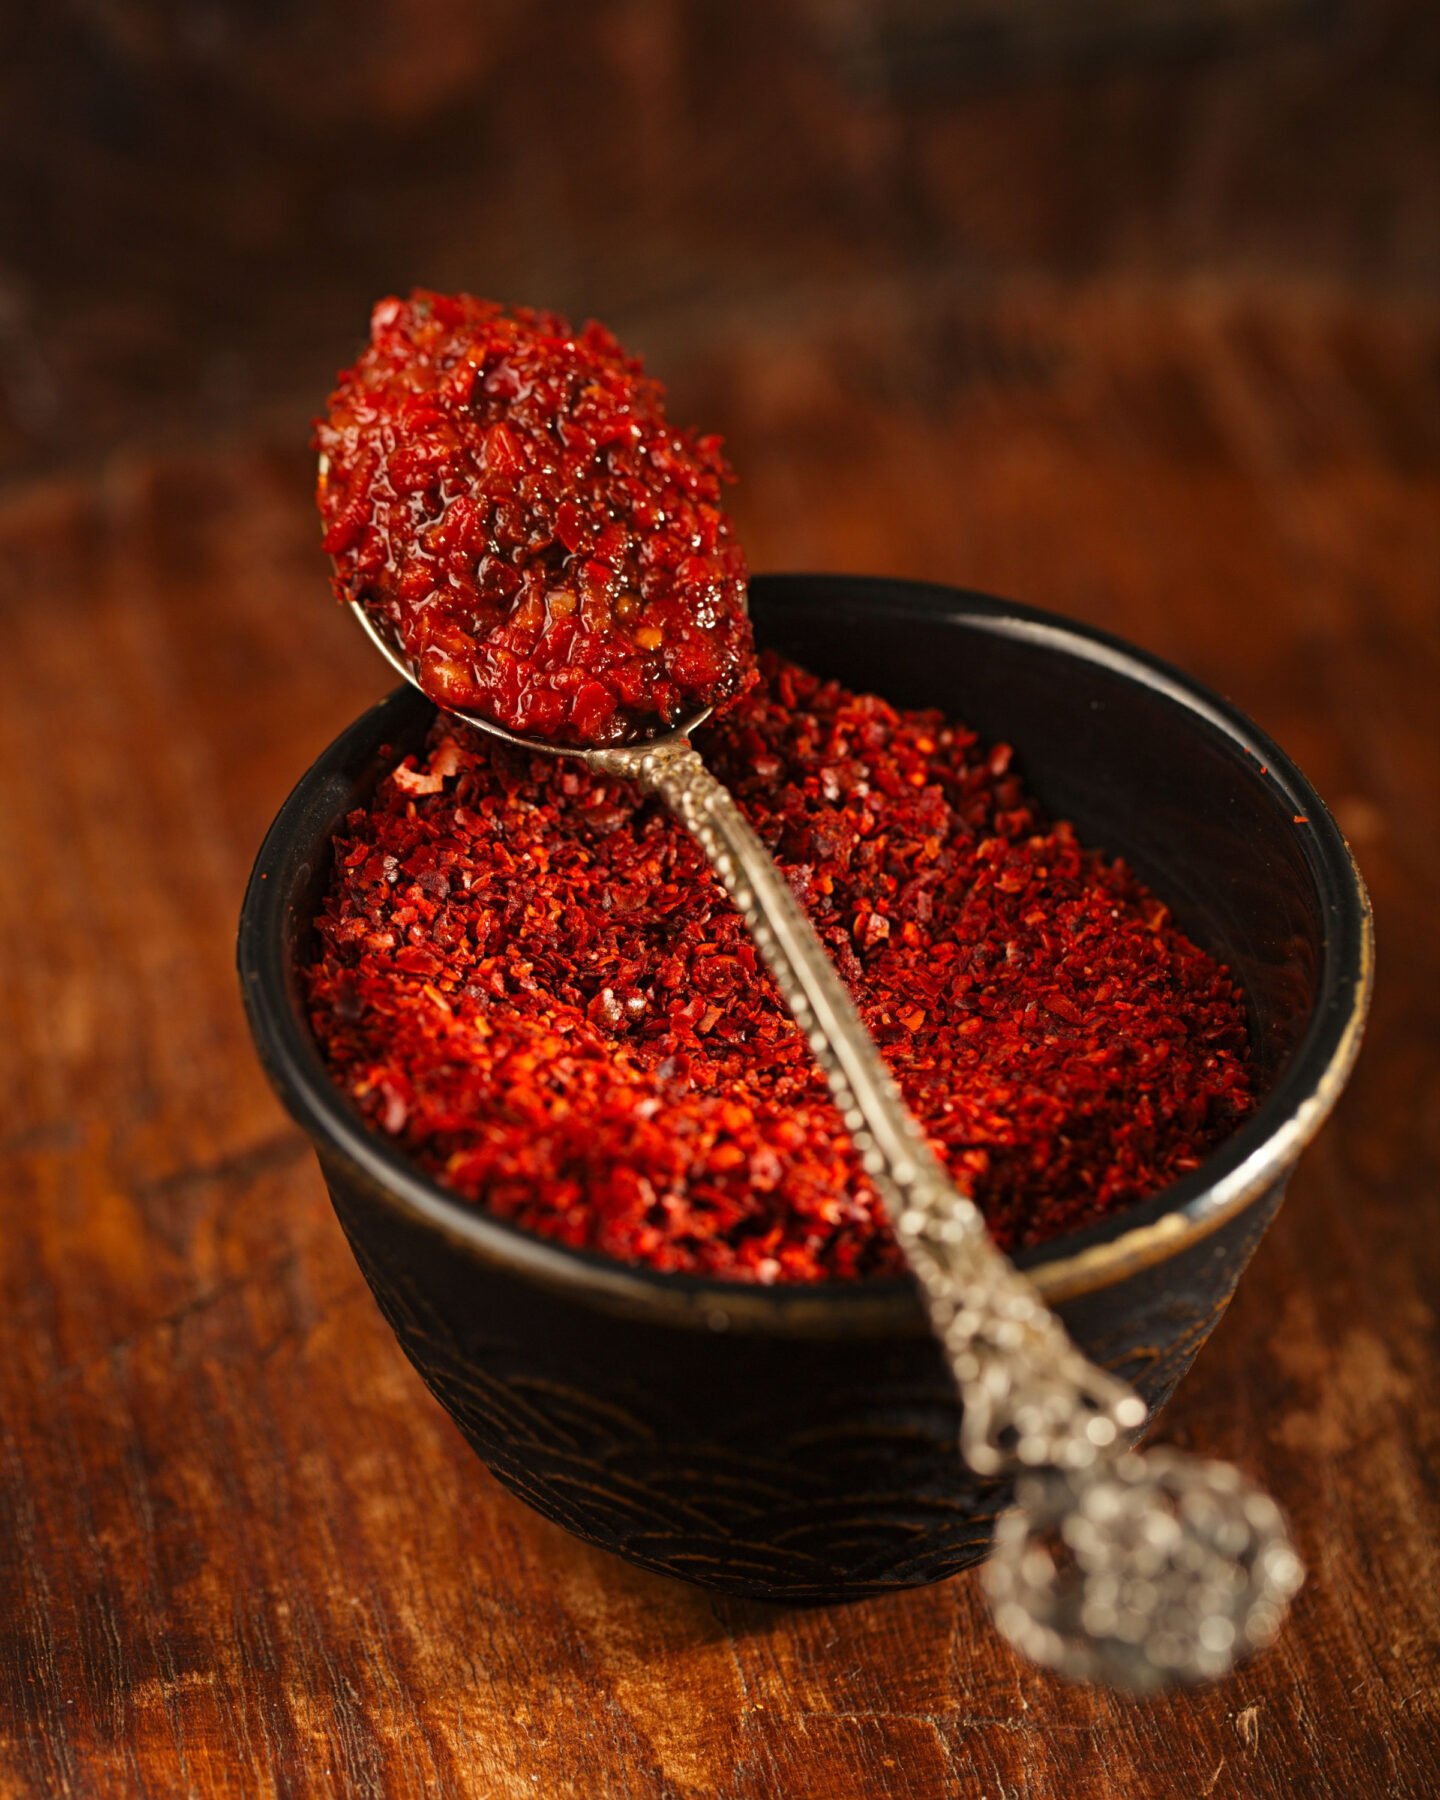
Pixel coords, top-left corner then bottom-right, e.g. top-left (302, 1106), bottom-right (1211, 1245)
top-left (241, 575), bottom-right (1366, 1294)
top-left (761, 582), bottom-right (1325, 1092)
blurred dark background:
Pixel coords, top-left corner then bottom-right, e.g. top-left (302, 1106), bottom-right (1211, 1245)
top-left (2, 0), bottom-right (1436, 490)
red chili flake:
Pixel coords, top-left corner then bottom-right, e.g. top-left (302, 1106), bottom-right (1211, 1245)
top-left (304, 653), bottom-right (1256, 1283)
top-left (315, 291), bottom-right (753, 746)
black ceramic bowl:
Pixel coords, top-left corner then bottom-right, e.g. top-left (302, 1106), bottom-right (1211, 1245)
top-left (238, 576), bottom-right (1371, 1602)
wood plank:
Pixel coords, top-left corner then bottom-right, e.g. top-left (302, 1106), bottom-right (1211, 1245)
top-left (0, 282), bottom-right (1435, 1798)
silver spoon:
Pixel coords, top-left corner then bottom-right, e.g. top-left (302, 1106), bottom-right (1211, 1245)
top-left (348, 588), bottom-right (1303, 1691)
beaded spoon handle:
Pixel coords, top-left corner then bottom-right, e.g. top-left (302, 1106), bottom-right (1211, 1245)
top-left (599, 739), bottom-right (1304, 1691)
top-left (353, 600), bottom-right (1303, 1692)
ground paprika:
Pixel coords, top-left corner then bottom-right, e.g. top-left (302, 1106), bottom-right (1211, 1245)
top-left (316, 291), bottom-right (753, 746)
top-left (304, 653), bottom-right (1254, 1282)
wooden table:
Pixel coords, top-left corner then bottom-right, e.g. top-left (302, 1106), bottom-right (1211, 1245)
top-left (1, 280), bottom-right (1436, 1798)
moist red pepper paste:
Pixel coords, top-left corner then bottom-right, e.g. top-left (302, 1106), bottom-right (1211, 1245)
top-left (304, 654), bottom-right (1255, 1282)
top-left (316, 292), bottom-right (753, 746)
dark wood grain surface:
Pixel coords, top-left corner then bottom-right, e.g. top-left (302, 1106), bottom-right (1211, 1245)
top-left (2, 1), bottom-right (1438, 1792)
top-left (1, 275), bottom-right (1434, 1800)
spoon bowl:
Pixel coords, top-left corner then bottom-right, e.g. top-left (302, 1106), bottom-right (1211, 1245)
top-left (346, 597), bottom-right (719, 757)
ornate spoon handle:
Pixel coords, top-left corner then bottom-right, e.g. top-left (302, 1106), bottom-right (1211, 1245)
top-left (604, 740), bottom-right (1304, 1692)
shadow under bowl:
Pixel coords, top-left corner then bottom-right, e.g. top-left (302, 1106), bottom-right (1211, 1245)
top-left (238, 575), bottom-right (1371, 1602)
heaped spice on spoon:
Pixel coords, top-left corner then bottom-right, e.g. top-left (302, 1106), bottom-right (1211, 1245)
top-left (304, 653), bottom-right (1255, 1282)
top-left (316, 291), bottom-right (753, 745)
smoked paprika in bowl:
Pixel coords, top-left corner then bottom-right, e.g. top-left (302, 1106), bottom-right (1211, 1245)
top-left (238, 575), bottom-right (1371, 1603)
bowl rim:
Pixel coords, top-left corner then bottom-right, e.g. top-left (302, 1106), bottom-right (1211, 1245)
top-left (237, 574), bottom-right (1373, 1331)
